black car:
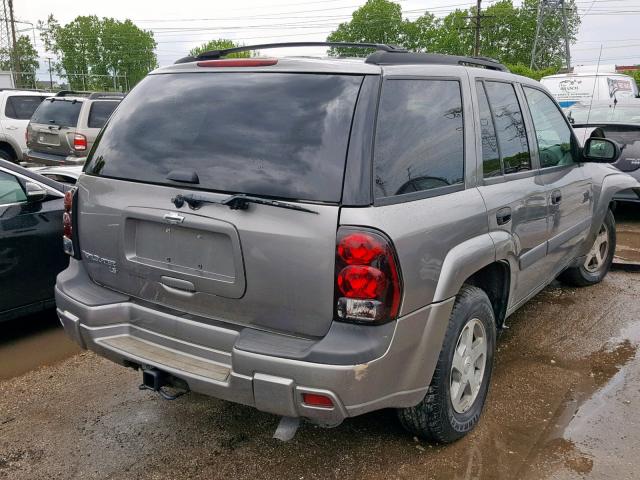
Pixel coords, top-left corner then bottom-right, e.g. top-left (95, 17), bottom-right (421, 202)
top-left (567, 100), bottom-right (640, 203)
top-left (0, 159), bottom-right (70, 322)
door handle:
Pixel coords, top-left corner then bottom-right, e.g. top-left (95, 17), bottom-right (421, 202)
top-left (496, 207), bottom-right (512, 225)
top-left (163, 212), bottom-right (185, 224)
top-left (5, 126), bottom-right (17, 130)
top-left (551, 190), bottom-right (562, 205)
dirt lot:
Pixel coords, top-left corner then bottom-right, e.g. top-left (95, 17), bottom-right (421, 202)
top-left (1, 209), bottom-right (639, 480)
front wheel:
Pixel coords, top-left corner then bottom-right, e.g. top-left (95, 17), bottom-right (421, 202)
top-left (559, 209), bottom-right (616, 287)
top-left (397, 285), bottom-right (496, 443)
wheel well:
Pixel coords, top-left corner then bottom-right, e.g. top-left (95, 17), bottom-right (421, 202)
top-left (0, 141), bottom-right (17, 161)
top-left (464, 262), bottom-right (510, 328)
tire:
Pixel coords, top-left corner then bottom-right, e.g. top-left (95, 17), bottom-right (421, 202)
top-left (397, 285), bottom-right (496, 444)
top-left (0, 147), bottom-right (14, 163)
top-left (558, 209), bottom-right (616, 287)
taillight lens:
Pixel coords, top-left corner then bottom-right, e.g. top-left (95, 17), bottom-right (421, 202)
top-left (73, 134), bottom-right (87, 151)
top-left (63, 189), bottom-right (76, 256)
top-left (335, 228), bottom-right (402, 324)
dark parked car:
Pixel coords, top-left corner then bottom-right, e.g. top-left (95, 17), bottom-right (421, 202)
top-left (568, 100), bottom-right (640, 203)
top-left (0, 159), bottom-right (70, 322)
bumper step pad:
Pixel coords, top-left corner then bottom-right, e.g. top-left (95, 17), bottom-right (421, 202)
top-left (98, 335), bottom-right (230, 382)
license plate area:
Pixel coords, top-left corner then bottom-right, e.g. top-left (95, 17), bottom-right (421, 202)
top-left (36, 132), bottom-right (61, 146)
top-left (123, 209), bottom-right (246, 299)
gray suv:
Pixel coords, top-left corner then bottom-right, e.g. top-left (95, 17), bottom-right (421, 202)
top-left (25, 91), bottom-right (123, 166)
top-left (55, 43), bottom-right (639, 443)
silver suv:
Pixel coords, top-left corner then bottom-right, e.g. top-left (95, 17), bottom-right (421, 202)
top-left (25, 91), bottom-right (123, 166)
top-left (55, 43), bottom-right (639, 443)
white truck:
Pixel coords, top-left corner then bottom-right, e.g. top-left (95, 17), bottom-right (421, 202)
top-left (541, 64), bottom-right (639, 109)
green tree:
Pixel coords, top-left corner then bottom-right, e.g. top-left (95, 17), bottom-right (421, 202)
top-left (189, 39), bottom-right (251, 58)
top-left (507, 63), bottom-right (559, 81)
top-left (326, 0), bottom-right (580, 68)
top-left (0, 35), bottom-right (39, 88)
top-left (39, 15), bottom-right (157, 91)
top-left (327, 0), bottom-right (415, 56)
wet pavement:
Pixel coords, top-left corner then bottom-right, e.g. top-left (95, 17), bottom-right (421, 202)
top-left (0, 210), bottom-right (639, 480)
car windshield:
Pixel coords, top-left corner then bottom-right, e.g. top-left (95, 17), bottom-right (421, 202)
top-left (31, 99), bottom-right (83, 127)
top-left (567, 104), bottom-right (640, 124)
top-left (84, 72), bottom-right (363, 203)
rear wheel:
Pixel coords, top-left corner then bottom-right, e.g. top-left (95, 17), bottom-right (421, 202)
top-left (0, 147), bottom-right (15, 163)
top-left (397, 285), bottom-right (496, 443)
top-left (559, 210), bottom-right (616, 287)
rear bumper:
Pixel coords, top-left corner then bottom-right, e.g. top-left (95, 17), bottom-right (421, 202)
top-left (56, 260), bottom-right (453, 426)
top-left (24, 149), bottom-right (86, 166)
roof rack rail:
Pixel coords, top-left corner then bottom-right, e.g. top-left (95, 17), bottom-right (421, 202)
top-left (0, 87), bottom-right (51, 93)
top-left (55, 90), bottom-right (92, 98)
top-left (88, 92), bottom-right (125, 100)
top-left (175, 41), bottom-right (407, 63)
top-left (364, 51), bottom-right (508, 71)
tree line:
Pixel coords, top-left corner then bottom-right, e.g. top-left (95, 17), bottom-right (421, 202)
top-left (3, 1), bottom-right (628, 90)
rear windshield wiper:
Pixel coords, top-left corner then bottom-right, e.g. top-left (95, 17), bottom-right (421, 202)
top-left (171, 193), bottom-right (318, 214)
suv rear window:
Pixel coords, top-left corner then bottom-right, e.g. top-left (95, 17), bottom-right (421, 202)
top-left (31, 99), bottom-right (82, 127)
top-left (85, 73), bottom-right (363, 203)
top-left (88, 101), bottom-right (119, 128)
top-left (5, 95), bottom-right (45, 120)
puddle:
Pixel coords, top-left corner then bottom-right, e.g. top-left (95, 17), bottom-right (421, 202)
top-left (0, 310), bottom-right (81, 380)
top-left (522, 329), bottom-right (640, 479)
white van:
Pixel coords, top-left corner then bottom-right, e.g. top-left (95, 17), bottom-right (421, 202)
top-left (541, 65), bottom-right (639, 109)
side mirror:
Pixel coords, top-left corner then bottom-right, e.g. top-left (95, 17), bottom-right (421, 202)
top-left (25, 181), bottom-right (48, 203)
top-left (583, 137), bottom-right (621, 163)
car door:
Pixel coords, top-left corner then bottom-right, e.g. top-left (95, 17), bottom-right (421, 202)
top-left (521, 85), bottom-right (593, 276)
top-left (473, 79), bottom-right (550, 306)
top-left (0, 169), bottom-right (67, 313)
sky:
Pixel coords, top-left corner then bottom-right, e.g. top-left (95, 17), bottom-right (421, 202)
top-left (13, 0), bottom-right (640, 81)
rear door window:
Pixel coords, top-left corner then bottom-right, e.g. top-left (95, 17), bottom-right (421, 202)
top-left (88, 101), bottom-right (119, 128)
top-left (5, 96), bottom-right (46, 120)
top-left (85, 73), bottom-right (363, 203)
top-left (31, 99), bottom-right (82, 127)
top-left (484, 82), bottom-right (531, 174)
top-left (373, 79), bottom-right (464, 199)
top-left (476, 82), bottom-right (501, 178)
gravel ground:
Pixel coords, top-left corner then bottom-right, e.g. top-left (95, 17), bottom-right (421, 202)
top-left (1, 270), bottom-right (639, 480)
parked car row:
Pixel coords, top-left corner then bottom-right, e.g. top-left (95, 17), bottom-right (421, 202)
top-left (0, 88), bottom-right (122, 166)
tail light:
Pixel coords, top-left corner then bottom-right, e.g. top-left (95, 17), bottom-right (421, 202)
top-left (73, 134), bottom-right (87, 151)
top-left (335, 228), bottom-right (402, 324)
top-left (63, 189), bottom-right (79, 258)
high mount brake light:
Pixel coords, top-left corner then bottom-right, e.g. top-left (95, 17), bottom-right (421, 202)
top-left (335, 228), bottom-right (402, 324)
top-left (196, 58), bottom-right (278, 68)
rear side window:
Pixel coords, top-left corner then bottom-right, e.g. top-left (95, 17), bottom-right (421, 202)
top-left (31, 99), bottom-right (82, 127)
top-left (88, 101), bottom-right (119, 129)
top-left (476, 82), bottom-right (501, 178)
top-left (85, 73), bottom-right (363, 203)
top-left (5, 96), bottom-right (45, 120)
top-left (374, 79), bottom-right (464, 199)
top-left (484, 82), bottom-right (531, 174)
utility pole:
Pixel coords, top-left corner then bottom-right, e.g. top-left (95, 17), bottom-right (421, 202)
top-left (474, 0), bottom-right (482, 57)
top-left (531, 0), bottom-right (572, 70)
top-left (46, 57), bottom-right (53, 89)
top-left (7, 0), bottom-right (18, 83)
